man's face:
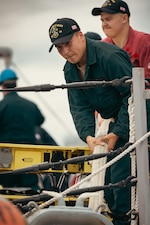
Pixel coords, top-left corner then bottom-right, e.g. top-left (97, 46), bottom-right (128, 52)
top-left (100, 12), bottom-right (127, 38)
top-left (55, 31), bottom-right (86, 65)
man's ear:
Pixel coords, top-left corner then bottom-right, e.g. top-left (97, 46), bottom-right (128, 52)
top-left (122, 13), bottom-right (129, 24)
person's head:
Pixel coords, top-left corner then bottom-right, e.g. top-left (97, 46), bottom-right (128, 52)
top-left (0, 68), bottom-right (18, 88)
top-left (92, 0), bottom-right (130, 39)
top-left (84, 32), bottom-right (102, 41)
top-left (48, 18), bottom-right (86, 65)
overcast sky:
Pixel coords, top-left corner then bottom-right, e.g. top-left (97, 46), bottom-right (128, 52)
top-left (0, 0), bottom-right (150, 145)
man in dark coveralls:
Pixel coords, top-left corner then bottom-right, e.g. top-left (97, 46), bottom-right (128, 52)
top-left (48, 18), bottom-right (133, 225)
top-left (0, 68), bottom-right (44, 190)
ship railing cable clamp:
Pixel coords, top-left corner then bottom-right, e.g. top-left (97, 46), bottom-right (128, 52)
top-left (126, 209), bottom-right (139, 221)
top-left (111, 76), bottom-right (131, 87)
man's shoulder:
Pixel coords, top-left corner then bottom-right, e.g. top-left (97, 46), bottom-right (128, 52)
top-left (130, 27), bottom-right (150, 41)
top-left (17, 94), bottom-right (37, 107)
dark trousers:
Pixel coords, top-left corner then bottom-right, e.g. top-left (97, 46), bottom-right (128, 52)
top-left (104, 139), bottom-right (131, 225)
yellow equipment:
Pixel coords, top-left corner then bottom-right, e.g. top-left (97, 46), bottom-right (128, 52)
top-left (0, 143), bottom-right (91, 173)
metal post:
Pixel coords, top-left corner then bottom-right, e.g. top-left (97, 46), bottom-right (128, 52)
top-left (132, 67), bottom-right (150, 225)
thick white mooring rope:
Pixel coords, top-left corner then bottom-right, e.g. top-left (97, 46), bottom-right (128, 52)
top-left (88, 119), bottom-right (111, 212)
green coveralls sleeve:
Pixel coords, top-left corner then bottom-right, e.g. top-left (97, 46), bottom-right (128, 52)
top-left (102, 51), bottom-right (132, 141)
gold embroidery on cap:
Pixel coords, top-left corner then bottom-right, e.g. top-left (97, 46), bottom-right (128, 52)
top-left (50, 24), bottom-right (63, 39)
top-left (102, 0), bottom-right (116, 7)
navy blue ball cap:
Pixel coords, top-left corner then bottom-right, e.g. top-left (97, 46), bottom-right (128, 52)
top-left (92, 0), bottom-right (130, 17)
top-left (48, 18), bottom-right (80, 52)
top-left (0, 68), bottom-right (18, 84)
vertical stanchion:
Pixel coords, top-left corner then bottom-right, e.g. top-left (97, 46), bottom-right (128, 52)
top-left (132, 67), bottom-right (150, 224)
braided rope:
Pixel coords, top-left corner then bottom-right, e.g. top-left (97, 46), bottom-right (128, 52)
top-left (128, 96), bottom-right (136, 144)
top-left (128, 95), bottom-right (138, 225)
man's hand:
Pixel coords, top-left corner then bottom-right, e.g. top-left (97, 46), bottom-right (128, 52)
top-left (86, 133), bottom-right (119, 152)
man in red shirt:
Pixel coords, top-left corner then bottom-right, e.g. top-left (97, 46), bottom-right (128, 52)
top-left (91, 1), bottom-right (150, 224)
top-left (92, 0), bottom-right (150, 79)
